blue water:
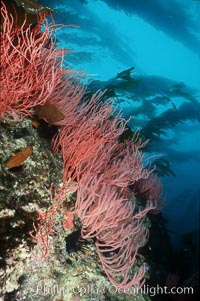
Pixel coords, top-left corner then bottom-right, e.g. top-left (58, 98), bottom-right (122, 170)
top-left (41, 0), bottom-right (200, 247)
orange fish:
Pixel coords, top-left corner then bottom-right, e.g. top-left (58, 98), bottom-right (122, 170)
top-left (6, 146), bottom-right (33, 169)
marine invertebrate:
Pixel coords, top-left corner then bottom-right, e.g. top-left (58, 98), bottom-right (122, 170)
top-left (74, 137), bottom-right (158, 289)
top-left (30, 185), bottom-right (74, 260)
top-left (0, 1), bottom-right (83, 123)
top-left (1, 1), bottom-right (163, 291)
top-left (53, 98), bottom-right (161, 289)
top-left (0, 1), bottom-right (56, 120)
top-left (76, 173), bottom-right (155, 289)
top-left (52, 94), bottom-right (126, 182)
top-left (134, 174), bottom-right (164, 213)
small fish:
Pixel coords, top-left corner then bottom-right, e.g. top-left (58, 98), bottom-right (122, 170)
top-left (31, 118), bottom-right (40, 128)
top-left (6, 146), bottom-right (33, 169)
top-left (171, 102), bottom-right (178, 112)
top-left (117, 66), bottom-right (135, 80)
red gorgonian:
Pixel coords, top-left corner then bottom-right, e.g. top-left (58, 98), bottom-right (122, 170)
top-left (1, 1), bottom-right (163, 291)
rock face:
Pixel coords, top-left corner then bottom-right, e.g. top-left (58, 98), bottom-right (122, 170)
top-left (0, 118), bottom-right (62, 296)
